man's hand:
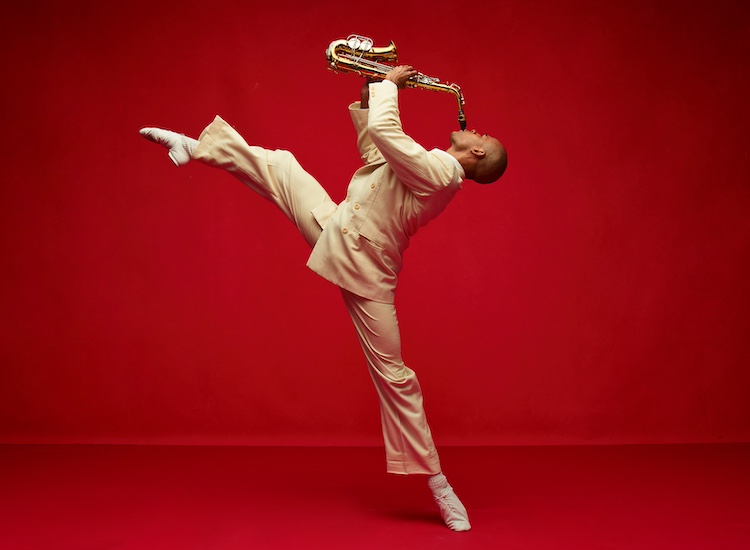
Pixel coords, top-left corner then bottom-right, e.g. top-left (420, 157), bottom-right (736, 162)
top-left (385, 65), bottom-right (418, 89)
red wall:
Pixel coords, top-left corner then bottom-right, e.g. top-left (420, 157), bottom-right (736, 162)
top-left (1, 0), bottom-right (749, 446)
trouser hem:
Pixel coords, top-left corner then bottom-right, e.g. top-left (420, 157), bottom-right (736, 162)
top-left (386, 458), bottom-right (442, 476)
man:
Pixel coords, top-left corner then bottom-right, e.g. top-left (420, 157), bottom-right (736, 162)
top-left (140, 65), bottom-right (507, 531)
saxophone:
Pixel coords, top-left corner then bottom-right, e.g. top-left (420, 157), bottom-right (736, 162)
top-left (326, 34), bottom-right (467, 130)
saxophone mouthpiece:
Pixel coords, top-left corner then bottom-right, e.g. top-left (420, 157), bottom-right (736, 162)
top-left (459, 111), bottom-right (467, 131)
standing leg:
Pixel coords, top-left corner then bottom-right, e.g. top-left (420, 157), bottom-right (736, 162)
top-left (340, 289), bottom-right (471, 531)
top-left (341, 288), bottom-right (440, 475)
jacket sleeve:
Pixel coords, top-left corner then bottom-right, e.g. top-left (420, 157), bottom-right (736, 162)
top-left (349, 102), bottom-right (385, 166)
top-left (366, 80), bottom-right (460, 197)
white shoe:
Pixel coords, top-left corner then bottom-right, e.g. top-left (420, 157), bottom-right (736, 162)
top-left (139, 127), bottom-right (197, 167)
top-left (428, 474), bottom-right (471, 532)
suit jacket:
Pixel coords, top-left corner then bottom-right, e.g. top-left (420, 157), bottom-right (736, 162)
top-left (306, 80), bottom-right (464, 303)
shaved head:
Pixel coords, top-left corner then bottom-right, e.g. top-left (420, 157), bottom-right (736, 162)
top-left (473, 139), bottom-right (507, 184)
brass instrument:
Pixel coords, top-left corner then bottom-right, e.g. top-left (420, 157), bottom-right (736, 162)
top-left (326, 34), bottom-right (467, 130)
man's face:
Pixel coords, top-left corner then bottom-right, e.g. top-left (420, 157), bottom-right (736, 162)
top-left (450, 129), bottom-right (500, 152)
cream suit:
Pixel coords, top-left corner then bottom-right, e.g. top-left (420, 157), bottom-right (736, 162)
top-left (192, 80), bottom-right (465, 475)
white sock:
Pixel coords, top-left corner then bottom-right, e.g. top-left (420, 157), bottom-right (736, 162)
top-left (428, 473), bottom-right (471, 532)
top-left (139, 127), bottom-right (198, 167)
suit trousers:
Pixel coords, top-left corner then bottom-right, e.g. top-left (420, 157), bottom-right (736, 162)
top-left (192, 115), bottom-right (442, 475)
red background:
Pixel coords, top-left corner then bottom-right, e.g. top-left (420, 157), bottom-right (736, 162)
top-left (1, 0), bottom-right (748, 447)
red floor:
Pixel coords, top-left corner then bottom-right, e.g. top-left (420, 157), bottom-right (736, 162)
top-left (1, 444), bottom-right (749, 549)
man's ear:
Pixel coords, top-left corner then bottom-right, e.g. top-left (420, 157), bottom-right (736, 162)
top-left (470, 147), bottom-right (486, 158)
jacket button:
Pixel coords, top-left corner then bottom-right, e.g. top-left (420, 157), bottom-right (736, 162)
top-left (354, 203), bottom-right (360, 210)
top-left (342, 228), bottom-right (348, 234)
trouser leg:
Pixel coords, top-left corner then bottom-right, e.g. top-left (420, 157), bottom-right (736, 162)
top-left (341, 288), bottom-right (441, 476)
top-left (192, 115), bottom-right (335, 248)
